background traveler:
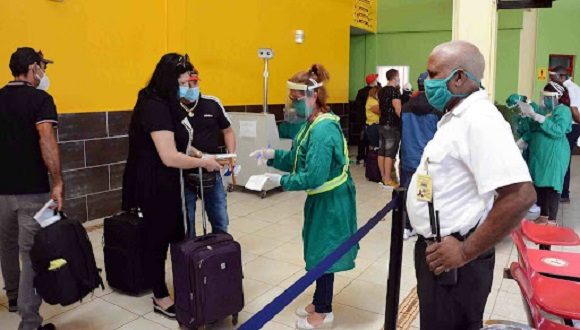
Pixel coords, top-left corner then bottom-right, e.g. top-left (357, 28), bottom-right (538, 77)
top-left (0, 47), bottom-right (62, 330)
top-left (122, 53), bottom-right (221, 319)
top-left (354, 73), bottom-right (379, 164)
top-left (378, 69), bottom-right (402, 187)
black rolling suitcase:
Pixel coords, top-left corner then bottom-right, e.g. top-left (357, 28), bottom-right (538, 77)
top-left (103, 210), bottom-right (151, 294)
top-left (365, 149), bottom-right (382, 182)
top-left (171, 168), bottom-right (244, 329)
top-left (30, 216), bottom-right (104, 306)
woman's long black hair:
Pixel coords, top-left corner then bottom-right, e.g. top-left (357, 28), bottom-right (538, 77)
top-left (140, 53), bottom-right (193, 102)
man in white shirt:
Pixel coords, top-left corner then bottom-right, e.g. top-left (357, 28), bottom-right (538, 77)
top-left (407, 40), bottom-right (536, 330)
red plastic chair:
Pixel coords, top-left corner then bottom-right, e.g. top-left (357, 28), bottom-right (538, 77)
top-left (512, 228), bottom-right (580, 280)
top-left (511, 262), bottom-right (577, 330)
top-left (521, 219), bottom-right (580, 250)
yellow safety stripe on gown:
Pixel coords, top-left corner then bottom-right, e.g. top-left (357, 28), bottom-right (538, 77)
top-left (291, 113), bottom-right (349, 195)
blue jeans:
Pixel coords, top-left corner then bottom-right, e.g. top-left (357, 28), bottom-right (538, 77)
top-left (184, 173), bottom-right (229, 238)
top-left (400, 167), bottom-right (415, 230)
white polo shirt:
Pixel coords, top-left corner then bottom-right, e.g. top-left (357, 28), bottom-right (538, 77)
top-left (407, 90), bottom-right (532, 238)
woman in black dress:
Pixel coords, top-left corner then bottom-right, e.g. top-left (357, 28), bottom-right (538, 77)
top-left (122, 53), bottom-right (221, 318)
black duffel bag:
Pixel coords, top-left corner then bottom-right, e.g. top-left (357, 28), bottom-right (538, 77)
top-left (30, 215), bottom-right (104, 306)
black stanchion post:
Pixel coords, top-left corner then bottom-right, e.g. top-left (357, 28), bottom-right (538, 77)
top-left (384, 188), bottom-right (406, 330)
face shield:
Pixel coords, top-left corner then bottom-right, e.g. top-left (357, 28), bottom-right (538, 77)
top-left (541, 91), bottom-right (559, 111)
top-left (284, 79), bottom-right (323, 123)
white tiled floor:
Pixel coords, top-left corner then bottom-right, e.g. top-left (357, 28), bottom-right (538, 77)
top-left (0, 156), bottom-right (578, 330)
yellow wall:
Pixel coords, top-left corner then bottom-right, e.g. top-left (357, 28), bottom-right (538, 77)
top-left (0, 0), bottom-right (351, 113)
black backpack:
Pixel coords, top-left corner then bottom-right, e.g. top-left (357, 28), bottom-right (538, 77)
top-left (30, 216), bottom-right (103, 306)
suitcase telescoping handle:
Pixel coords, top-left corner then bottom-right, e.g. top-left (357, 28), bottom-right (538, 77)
top-left (198, 167), bottom-right (208, 236)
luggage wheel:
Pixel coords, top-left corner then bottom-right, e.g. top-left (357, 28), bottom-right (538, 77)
top-left (260, 191), bottom-right (267, 199)
top-left (232, 313), bottom-right (239, 325)
top-left (227, 184), bottom-right (234, 192)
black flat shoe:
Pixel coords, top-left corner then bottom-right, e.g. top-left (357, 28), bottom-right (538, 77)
top-left (153, 299), bottom-right (176, 319)
top-left (8, 298), bottom-right (17, 313)
top-left (38, 323), bottom-right (56, 330)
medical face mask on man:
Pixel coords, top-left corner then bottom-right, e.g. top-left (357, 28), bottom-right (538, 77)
top-left (424, 69), bottom-right (481, 112)
top-left (184, 86), bottom-right (200, 102)
top-left (34, 67), bottom-right (50, 91)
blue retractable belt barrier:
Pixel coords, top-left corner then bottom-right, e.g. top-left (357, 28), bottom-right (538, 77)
top-left (238, 197), bottom-right (400, 330)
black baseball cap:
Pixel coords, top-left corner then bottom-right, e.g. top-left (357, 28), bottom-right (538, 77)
top-left (9, 47), bottom-right (53, 76)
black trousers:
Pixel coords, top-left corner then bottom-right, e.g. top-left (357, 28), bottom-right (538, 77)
top-left (535, 186), bottom-right (560, 220)
top-left (415, 237), bottom-right (495, 330)
top-left (141, 185), bottom-right (185, 298)
top-left (562, 124), bottom-right (580, 199)
top-left (313, 273), bottom-right (334, 313)
top-left (357, 124), bottom-right (368, 162)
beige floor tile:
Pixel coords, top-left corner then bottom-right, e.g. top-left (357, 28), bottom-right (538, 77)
top-left (243, 278), bottom-right (275, 304)
top-left (253, 223), bottom-right (301, 243)
top-left (242, 251), bottom-right (260, 265)
top-left (243, 286), bottom-right (285, 314)
top-left (236, 234), bottom-right (285, 256)
top-left (357, 260), bottom-right (389, 286)
top-left (142, 311), bottom-right (180, 329)
top-left (228, 217), bottom-right (273, 235)
top-left (48, 298), bottom-right (139, 330)
top-left (491, 290), bottom-right (528, 324)
top-left (0, 305), bottom-right (21, 329)
top-left (332, 303), bottom-right (384, 330)
top-left (100, 291), bottom-right (153, 316)
top-left (263, 241), bottom-right (305, 266)
top-left (357, 238), bottom-right (390, 261)
top-left (116, 317), bottom-right (169, 330)
top-left (243, 257), bottom-right (302, 285)
top-left (338, 257), bottom-right (374, 279)
top-left (248, 207), bottom-right (291, 223)
top-left (334, 279), bottom-right (386, 315)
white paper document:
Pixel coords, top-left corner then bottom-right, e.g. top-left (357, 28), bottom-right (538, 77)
top-left (33, 200), bottom-right (61, 228)
top-left (245, 174), bottom-right (269, 191)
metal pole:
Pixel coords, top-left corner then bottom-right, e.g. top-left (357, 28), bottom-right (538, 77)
top-left (263, 58), bottom-right (269, 113)
top-left (384, 187), bottom-right (407, 330)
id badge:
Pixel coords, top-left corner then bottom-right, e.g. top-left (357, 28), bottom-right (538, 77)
top-left (416, 174), bottom-right (433, 202)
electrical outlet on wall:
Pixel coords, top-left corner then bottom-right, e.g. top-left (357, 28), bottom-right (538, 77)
top-left (258, 48), bottom-right (274, 59)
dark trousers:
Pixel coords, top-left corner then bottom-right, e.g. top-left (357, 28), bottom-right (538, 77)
top-left (141, 186), bottom-right (185, 298)
top-left (313, 273), bottom-right (334, 313)
top-left (399, 167), bottom-right (415, 230)
top-left (415, 237), bottom-right (495, 330)
top-left (535, 186), bottom-right (561, 220)
top-left (562, 124), bottom-right (580, 199)
top-left (357, 125), bottom-right (368, 162)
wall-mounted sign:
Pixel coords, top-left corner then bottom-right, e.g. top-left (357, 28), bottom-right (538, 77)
top-left (352, 0), bottom-right (376, 32)
top-left (537, 67), bottom-right (547, 80)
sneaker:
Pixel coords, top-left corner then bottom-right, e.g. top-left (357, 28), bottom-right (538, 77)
top-left (38, 323), bottom-right (56, 330)
top-left (8, 298), bottom-right (17, 313)
top-left (561, 197), bottom-right (570, 204)
top-left (296, 312), bottom-right (334, 330)
top-left (153, 299), bottom-right (176, 319)
top-left (403, 229), bottom-right (416, 240)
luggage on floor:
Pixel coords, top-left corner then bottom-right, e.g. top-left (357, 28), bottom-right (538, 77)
top-left (171, 167), bottom-right (244, 329)
top-left (30, 216), bottom-right (103, 306)
top-left (365, 149), bottom-right (382, 183)
top-left (103, 210), bottom-right (150, 294)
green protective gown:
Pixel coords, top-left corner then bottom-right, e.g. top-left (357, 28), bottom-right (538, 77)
top-left (517, 103), bottom-right (572, 192)
top-left (278, 121), bottom-right (306, 139)
top-left (268, 115), bottom-right (358, 273)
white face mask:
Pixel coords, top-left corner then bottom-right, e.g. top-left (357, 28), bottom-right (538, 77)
top-left (36, 74), bottom-right (50, 91)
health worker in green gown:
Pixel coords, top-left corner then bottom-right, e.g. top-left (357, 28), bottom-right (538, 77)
top-left (510, 90), bottom-right (572, 225)
top-left (250, 64), bottom-right (358, 330)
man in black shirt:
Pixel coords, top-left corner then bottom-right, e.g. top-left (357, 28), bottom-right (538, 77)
top-left (377, 69), bottom-right (402, 187)
top-left (0, 47), bottom-right (62, 330)
top-left (179, 72), bottom-right (236, 237)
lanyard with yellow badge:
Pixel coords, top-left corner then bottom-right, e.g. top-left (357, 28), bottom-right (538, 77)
top-left (417, 157), bottom-right (437, 236)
